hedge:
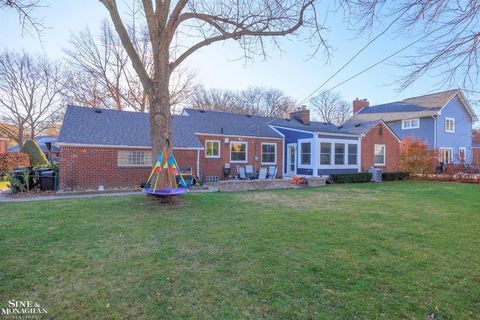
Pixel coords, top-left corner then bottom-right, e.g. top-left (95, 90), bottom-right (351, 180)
top-left (0, 152), bottom-right (30, 177)
top-left (20, 139), bottom-right (48, 166)
top-left (382, 172), bottom-right (410, 181)
top-left (330, 173), bottom-right (372, 183)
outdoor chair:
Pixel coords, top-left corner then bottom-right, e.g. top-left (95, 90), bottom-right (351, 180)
top-left (258, 167), bottom-right (268, 180)
top-left (245, 165), bottom-right (254, 179)
top-left (237, 166), bottom-right (247, 180)
top-left (267, 165), bottom-right (277, 179)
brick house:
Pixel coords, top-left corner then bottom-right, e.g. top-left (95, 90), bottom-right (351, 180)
top-left (0, 135), bottom-right (8, 154)
top-left (473, 130), bottom-right (480, 165)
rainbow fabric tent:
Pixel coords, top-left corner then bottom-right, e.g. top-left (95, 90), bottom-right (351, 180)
top-left (143, 147), bottom-right (189, 197)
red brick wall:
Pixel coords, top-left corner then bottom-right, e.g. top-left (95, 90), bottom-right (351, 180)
top-left (361, 123), bottom-right (400, 172)
top-left (59, 146), bottom-right (197, 191)
top-left (196, 135), bottom-right (283, 180)
top-left (473, 148), bottom-right (480, 165)
top-left (0, 139), bottom-right (7, 154)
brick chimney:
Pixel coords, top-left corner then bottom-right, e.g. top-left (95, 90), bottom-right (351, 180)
top-left (353, 98), bottom-right (369, 114)
top-left (0, 138), bottom-right (8, 154)
top-left (290, 106), bottom-right (310, 125)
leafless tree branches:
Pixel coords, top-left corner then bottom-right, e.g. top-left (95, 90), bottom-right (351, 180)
top-left (0, 51), bottom-right (64, 146)
top-left (309, 90), bottom-right (351, 125)
top-left (0, 0), bottom-right (45, 36)
top-left (191, 86), bottom-right (295, 117)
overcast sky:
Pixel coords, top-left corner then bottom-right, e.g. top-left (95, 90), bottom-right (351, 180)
top-left (0, 1), bottom-right (472, 108)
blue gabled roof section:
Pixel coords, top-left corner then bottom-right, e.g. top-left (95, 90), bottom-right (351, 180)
top-left (357, 102), bottom-right (442, 114)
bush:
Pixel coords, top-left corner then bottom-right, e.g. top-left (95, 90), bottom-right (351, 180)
top-left (382, 172), bottom-right (410, 181)
top-left (20, 139), bottom-right (48, 166)
top-left (0, 152), bottom-right (30, 177)
top-left (330, 173), bottom-right (372, 183)
top-left (400, 137), bottom-right (438, 174)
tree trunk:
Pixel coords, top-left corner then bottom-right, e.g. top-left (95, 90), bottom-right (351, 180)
top-left (148, 64), bottom-right (172, 162)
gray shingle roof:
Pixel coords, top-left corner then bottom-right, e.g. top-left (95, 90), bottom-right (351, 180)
top-left (58, 106), bottom-right (203, 148)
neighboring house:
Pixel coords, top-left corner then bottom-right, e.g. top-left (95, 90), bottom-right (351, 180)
top-left (0, 135), bottom-right (9, 154)
top-left (350, 89), bottom-right (478, 165)
top-left (473, 130), bottom-right (480, 165)
top-left (8, 136), bottom-right (60, 160)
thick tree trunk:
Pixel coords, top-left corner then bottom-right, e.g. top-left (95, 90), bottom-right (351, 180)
top-left (149, 63), bottom-right (172, 162)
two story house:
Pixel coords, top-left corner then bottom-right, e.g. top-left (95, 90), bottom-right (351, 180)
top-left (349, 89), bottom-right (478, 165)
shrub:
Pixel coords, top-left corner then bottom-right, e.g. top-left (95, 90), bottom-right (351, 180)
top-left (330, 173), bottom-right (372, 183)
top-left (0, 152), bottom-right (30, 177)
top-left (400, 137), bottom-right (438, 174)
top-left (20, 139), bottom-right (48, 166)
top-left (382, 172), bottom-right (410, 181)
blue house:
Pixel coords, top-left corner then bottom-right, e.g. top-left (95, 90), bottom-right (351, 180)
top-left (350, 90), bottom-right (478, 164)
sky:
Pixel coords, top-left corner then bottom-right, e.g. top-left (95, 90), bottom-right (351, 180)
top-left (0, 0), bottom-right (472, 108)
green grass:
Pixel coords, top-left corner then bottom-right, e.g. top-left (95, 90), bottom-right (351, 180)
top-left (0, 181), bottom-right (479, 319)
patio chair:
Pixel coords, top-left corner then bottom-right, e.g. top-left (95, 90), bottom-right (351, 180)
top-left (267, 165), bottom-right (277, 179)
top-left (245, 165), bottom-right (254, 179)
top-left (258, 167), bottom-right (268, 180)
top-left (237, 166), bottom-right (247, 180)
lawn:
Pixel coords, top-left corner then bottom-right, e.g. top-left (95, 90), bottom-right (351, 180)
top-left (0, 181), bottom-right (479, 319)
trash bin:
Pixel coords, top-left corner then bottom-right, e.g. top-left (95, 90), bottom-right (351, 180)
top-left (39, 170), bottom-right (55, 191)
top-left (368, 167), bottom-right (382, 182)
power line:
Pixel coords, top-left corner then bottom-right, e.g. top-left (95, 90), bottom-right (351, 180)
top-left (296, 8), bottom-right (410, 107)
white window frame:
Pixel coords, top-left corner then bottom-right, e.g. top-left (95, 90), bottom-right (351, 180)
top-left (318, 138), bottom-right (359, 169)
top-left (230, 141), bottom-right (248, 163)
top-left (402, 118), bottom-right (420, 130)
top-left (459, 147), bottom-right (466, 161)
top-left (298, 138), bottom-right (313, 168)
top-left (347, 143), bottom-right (358, 165)
top-left (374, 144), bottom-right (386, 166)
top-left (205, 140), bottom-right (221, 158)
top-left (445, 117), bottom-right (455, 133)
top-left (261, 142), bottom-right (277, 165)
top-left (117, 150), bottom-right (152, 167)
top-left (439, 147), bottom-right (453, 164)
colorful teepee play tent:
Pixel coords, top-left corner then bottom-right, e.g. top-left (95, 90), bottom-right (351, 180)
top-left (143, 144), bottom-right (188, 197)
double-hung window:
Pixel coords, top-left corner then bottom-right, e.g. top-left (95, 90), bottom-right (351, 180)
top-left (334, 143), bottom-right (345, 165)
top-left (348, 144), bottom-right (358, 165)
top-left (445, 117), bottom-right (455, 133)
top-left (300, 142), bottom-right (311, 165)
top-left (320, 142), bottom-right (331, 165)
top-left (261, 143), bottom-right (276, 164)
top-left (374, 144), bottom-right (386, 166)
top-left (230, 141), bottom-right (247, 162)
top-left (205, 140), bottom-right (220, 158)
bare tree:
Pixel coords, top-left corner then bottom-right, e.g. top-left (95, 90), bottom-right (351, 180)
top-left (190, 86), bottom-right (295, 117)
top-left (98, 0), bottom-right (327, 158)
top-left (64, 19), bottom-right (196, 112)
top-left (310, 90), bottom-right (351, 125)
top-left (0, 51), bottom-right (64, 146)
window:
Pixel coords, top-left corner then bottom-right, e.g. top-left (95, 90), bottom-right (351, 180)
top-left (374, 144), bottom-right (386, 166)
top-left (348, 144), bottom-right (358, 165)
top-left (445, 117), bottom-right (455, 133)
top-left (459, 147), bottom-right (466, 161)
top-left (300, 142), bottom-right (311, 165)
top-left (230, 141), bottom-right (247, 162)
top-left (117, 151), bottom-right (152, 167)
top-left (402, 118), bottom-right (420, 129)
top-left (205, 140), bottom-right (220, 158)
top-left (439, 148), bottom-right (453, 164)
top-left (261, 143), bottom-right (276, 164)
top-left (320, 142), bottom-right (331, 165)
top-left (334, 143), bottom-right (345, 165)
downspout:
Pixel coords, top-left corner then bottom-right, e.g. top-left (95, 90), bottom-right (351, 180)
top-left (313, 133), bottom-right (319, 176)
top-left (358, 135), bottom-right (363, 173)
top-left (196, 149), bottom-right (200, 178)
top-left (431, 116), bottom-right (437, 149)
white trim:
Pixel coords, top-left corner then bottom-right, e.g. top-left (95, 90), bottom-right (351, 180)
top-left (401, 118), bottom-right (420, 130)
top-left (196, 149), bottom-right (200, 176)
top-left (270, 126), bottom-right (315, 135)
top-left (260, 142), bottom-right (277, 165)
top-left (229, 141), bottom-right (248, 163)
top-left (205, 140), bottom-right (221, 158)
top-left (57, 142), bottom-right (204, 150)
top-left (361, 120), bottom-right (401, 142)
top-left (432, 116), bottom-right (437, 149)
top-left (438, 90), bottom-right (478, 121)
top-left (317, 132), bottom-right (360, 138)
top-left (318, 138), bottom-right (359, 169)
top-left (270, 125), bottom-right (360, 138)
top-left (374, 144), bottom-right (386, 166)
top-left (445, 117), bottom-right (455, 133)
top-left (195, 132), bottom-right (282, 140)
top-left (286, 143), bottom-right (297, 175)
top-left (298, 138), bottom-right (313, 168)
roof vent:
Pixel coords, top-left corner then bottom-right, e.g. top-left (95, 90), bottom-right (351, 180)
top-left (337, 125), bottom-right (343, 129)
top-left (199, 110), bottom-right (205, 113)
top-left (246, 114), bottom-right (252, 118)
top-left (94, 109), bottom-right (102, 114)
top-left (354, 123), bottom-right (361, 127)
